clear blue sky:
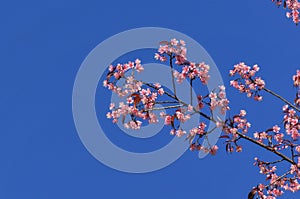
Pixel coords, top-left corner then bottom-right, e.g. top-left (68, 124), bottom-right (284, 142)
top-left (1, 0), bottom-right (299, 198)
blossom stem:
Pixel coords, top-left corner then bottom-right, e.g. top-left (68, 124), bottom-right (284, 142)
top-left (155, 101), bottom-right (179, 104)
top-left (169, 55), bottom-right (177, 98)
top-left (262, 87), bottom-right (300, 112)
top-left (264, 169), bottom-right (291, 190)
top-left (145, 105), bottom-right (183, 111)
top-left (235, 131), bottom-right (299, 168)
top-left (190, 79), bottom-right (193, 106)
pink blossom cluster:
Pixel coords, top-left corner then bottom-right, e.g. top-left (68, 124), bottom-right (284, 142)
top-left (230, 62), bottom-right (265, 101)
top-left (219, 110), bottom-right (251, 153)
top-left (103, 60), bottom-right (169, 129)
top-left (187, 122), bottom-right (219, 155)
top-left (249, 104), bottom-right (300, 198)
top-left (106, 102), bottom-right (143, 129)
top-left (172, 62), bottom-right (210, 84)
top-left (105, 85), bottom-right (166, 129)
top-left (293, 70), bottom-right (300, 87)
top-left (208, 85), bottom-right (230, 114)
top-left (103, 38), bottom-right (300, 198)
top-left (252, 105), bottom-right (300, 152)
top-left (252, 157), bottom-right (300, 198)
top-left (161, 107), bottom-right (191, 137)
top-left (271, 0), bottom-right (300, 24)
top-left (253, 124), bottom-right (285, 147)
top-left (103, 59), bottom-right (144, 97)
top-left (106, 91), bottom-right (161, 129)
top-left (154, 38), bottom-right (187, 64)
top-left (292, 70), bottom-right (300, 106)
top-left (283, 105), bottom-right (300, 140)
top-left (155, 38), bottom-right (210, 84)
top-left (189, 143), bottom-right (219, 155)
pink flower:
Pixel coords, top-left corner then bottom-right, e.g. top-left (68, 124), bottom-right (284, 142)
top-left (154, 82), bottom-right (161, 89)
top-left (296, 146), bottom-right (300, 153)
top-left (148, 112), bottom-right (158, 123)
top-left (106, 112), bottom-right (112, 119)
top-left (219, 85), bottom-right (226, 91)
top-left (158, 88), bottom-right (164, 95)
top-left (179, 40), bottom-right (185, 46)
top-left (127, 97), bottom-right (134, 104)
top-left (154, 53), bottom-right (160, 60)
top-left (159, 111), bottom-right (166, 118)
top-left (254, 95), bottom-right (263, 101)
top-left (236, 146), bottom-right (242, 152)
top-left (254, 77), bottom-right (265, 89)
top-left (239, 110), bottom-right (247, 117)
top-left (109, 103), bottom-right (115, 110)
top-left (253, 64), bottom-right (260, 71)
top-left (164, 115), bottom-right (172, 125)
top-left (175, 55), bottom-right (186, 65)
top-left (283, 105), bottom-right (289, 111)
top-left (210, 145), bottom-right (218, 155)
top-left (170, 38), bottom-right (179, 46)
top-left (272, 125), bottom-right (281, 133)
top-left (170, 129), bottom-right (175, 135)
top-left (103, 80), bottom-right (108, 87)
top-left (216, 121), bottom-right (223, 128)
top-left (209, 92), bottom-right (217, 99)
top-left (160, 56), bottom-right (167, 62)
top-left (254, 132), bottom-right (260, 139)
top-left (176, 129), bottom-right (186, 137)
top-left (293, 70), bottom-right (300, 87)
top-left (187, 105), bottom-right (194, 112)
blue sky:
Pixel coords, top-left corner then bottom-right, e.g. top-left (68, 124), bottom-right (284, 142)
top-left (1, 0), bottom-right (300, 198)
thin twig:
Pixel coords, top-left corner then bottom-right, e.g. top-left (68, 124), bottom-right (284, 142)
top-left (190, 79), bottom-right (193, 106)
top-left (265, 159), bottom-right (284, 165)
top-left (169, 54), bottom-right (177, 98)
top-left (264, 170), bottom-right (291, 190)
top-left (236, 131), bottom-right (298, 168)
top-left (145, 105), bottom-right (183, 111)
top-left (155, 101), bottom-right (179, 104)
top-left (262, 87), bottom-right (300, 112)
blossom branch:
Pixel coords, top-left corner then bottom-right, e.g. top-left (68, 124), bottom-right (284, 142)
top-left (262, 87), bottom-right (300, 112)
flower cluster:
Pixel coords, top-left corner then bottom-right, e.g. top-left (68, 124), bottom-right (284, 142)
top-left (208, 85), bottom-right (230, 114)
top-left (104, 60), bottom-right (168, 129)
top-left (155, 38), bottom-right (210, 85)
top-left (283, 105), bottom-right (300, 140)
top-left (251, 105), bottom-right (300, 153)
top-left (253, 124), bottom-right (285, 147)
top-left (104, 38), bottom-right (300, 198)
top-left (293, 70), bottom-right (300, 106)
top-left (219, 110), bottom-right (251, 153)
top-left (154, 38), bottom-right (187, 64)
top-left (106, 90), bottom-right (162, 129)
top-left (271, 0), bottom-right (300, 24)
top-left (230, 62), bottom-right (265, 101)
top-left (187, 122), bottom-right (219, 155)
top-left (173, 62), bottom-right (210, 84)
top-left (106, 102), bottom-right (144, 129)
top-left (293, 70), bottom-right (300, 87)
top-left (161, 107), bottom-right (191, 137)
top-left (103, 59), bottom-right (144, 97)
top-left (249, 103), bottom-right (300, 198)
top-left (251, 157), bottom-right (300, 199)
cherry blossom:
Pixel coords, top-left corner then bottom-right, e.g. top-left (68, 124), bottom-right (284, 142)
top-left (230, 62), bottom-right (265, 101)
top-left (104, 38), bottom-right (300, 198)
top-left (271, 0), bottom-right (300, 25)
